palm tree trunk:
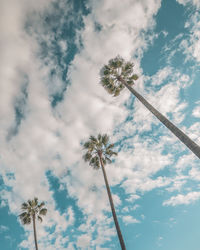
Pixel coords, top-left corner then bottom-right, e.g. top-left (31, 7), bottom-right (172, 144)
top-left (33, 214), bottom-right (38, 250)
top-left (120, 78), bottom-right (200, 159)
top-left (98, 153), bottom-right (126, 250)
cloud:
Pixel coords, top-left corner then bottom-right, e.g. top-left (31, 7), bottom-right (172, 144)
top-left (122, 215), bottom-right (140, 225)
top-left (0, 225), bottom-right (9, 233)
top-left (125, 194), bottom-right (140, 203)
top-left (166, 176), bottom-right (187, 192)
top-left (176, 0), bottom-right (200, 8)
top-left (151, 66), bottom-right (172, 86)
top-left (76, 234), bottom-right (91, 249)
top-left (179, 11), bottom-right (200, 62)
top-left (163, 191), bottom-right (200, 206)
top-left (192, 104), bottom-right (200, 118)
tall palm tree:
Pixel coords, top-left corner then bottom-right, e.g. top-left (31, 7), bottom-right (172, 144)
top-left (83, 134), bottom-right (126, 250)
top-left (19, 197), bottom-right (47, 250)
top-left (100, 56), bottom-right (200, 159)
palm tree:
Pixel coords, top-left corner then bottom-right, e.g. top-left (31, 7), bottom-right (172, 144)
top-left (100, 56), bottom-right (200, 159)
top-left (83, 134), bottom-right (126, 250)
top-left (19, 197), bottom-right (47, 250)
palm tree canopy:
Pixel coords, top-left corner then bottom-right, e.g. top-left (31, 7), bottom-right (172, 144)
top-left (19, 197), bottom-right (47, 225)
top-left (83, 134), bottom-right (117, 169)
top-left (100, 56), bottom-right (138, 96)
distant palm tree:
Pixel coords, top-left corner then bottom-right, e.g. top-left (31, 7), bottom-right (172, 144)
top-left (83, 134), bottom-right (126, 250)
top-left (100, 56), bottom-right (200, 159)
top-left (19, 198), bottom-right (47, 250)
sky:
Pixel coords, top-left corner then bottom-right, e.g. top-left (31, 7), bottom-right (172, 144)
top-left (0, 0), bottom-right (200, 249)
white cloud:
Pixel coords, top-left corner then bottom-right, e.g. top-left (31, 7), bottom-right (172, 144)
top-left (76, 234), bottom-right (91, 249)
top-left (175, 154), bottom-right (196, 171)
top-left (192, 105), bottom-right (200, 118)
top-left (176, 0), bottom-right (200, 8)
top-left (179, 11), bottom-right (200, 62)
top-left (166, 176), bottom-right (187, 192)
top-left (189, 167), bottom-right (200, 181)
top-left (151, 67), bottom-right (172, 86)
top-left (125, 194), bottom-right (140, 203)
top-left (163, 191), bottom-right (200, 206)
top-left (122, 215), bottom-right (140, 225)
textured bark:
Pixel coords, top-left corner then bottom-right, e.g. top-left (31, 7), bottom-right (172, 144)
top-left (99, 153), bottom-right (126, 250)
top-left (33, 214), bottom-right (38, 250)
top-left (120, 78), bottom-right (200, 159)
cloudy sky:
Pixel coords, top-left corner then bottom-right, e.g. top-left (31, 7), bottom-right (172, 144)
top-left (0, 0), bottom-right (200, 249)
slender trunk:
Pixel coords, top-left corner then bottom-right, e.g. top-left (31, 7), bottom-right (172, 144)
top-left (33, 214), bottom-right (38, 250)
top-left (98, 153), bottom-right (126, 250)
top-left (120, 78), bottom-right (200, 159)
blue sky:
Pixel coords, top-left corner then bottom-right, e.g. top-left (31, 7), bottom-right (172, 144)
top-left (0, 0), bottom-right (200, 249)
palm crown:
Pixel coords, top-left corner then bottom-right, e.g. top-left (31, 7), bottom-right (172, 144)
top-left (83, 134), bottom-right (117, 169)
top-left (100, 56), bottom-right (138, 97)
top-left (19, 197), bottom-right (47, 225)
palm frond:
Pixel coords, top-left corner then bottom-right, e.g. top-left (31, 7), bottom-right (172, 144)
top-left (83, 141), bottom-right (95, 153)
top-left (83, 152), bottom-right (92, 162)
top-left (109, 56), bottom-right (124, 69)
top-left (22, 215), bottom-right (31, 225)
top-left (102, 158), bottom-right (106, 165)
top-left (100, 65), bottom-right (111, 77)
top-left (106, 149), bottom-right (117, 157)
top-left (114, 88), bottom-right (121, 96)
top-left (39, 208), bottom-right (47, 216)
top-left (21, 202), bottom-right (28, 210)
top-left (37, 215), bottom-right (43, 223)
top-left (124, 62), bottom-right (134, 72)
top-left (89, 156), bottom-right (100, 169)
top-left (33, 197), bottom-right (38, 206)
top-left (97, 134), bottom-right (102, 142)
top-left (112, 151), bottom-right (118, 156)
top-left (107, 143), bottom-right (114, 149)
top-left (28, 199), bottom-right (32, 207)
top-left (89, 135), bottom-right (98, 143)
top-left (83, 141), bottom-right (91, 149)
top-left (38, 202), bottom-right (45, 208)
top-left (105, 156), bottom-right (112, 164)
top-left (19, 212), bottom-right (28, 219)
top-left (102, 134), bottom-right (109, 146)
top-left (126, 80), bottom-right (134, 86)
top-left (93, 161), bottom-right (100, 170)
top-left (131, 74), bottom-right (139, 80)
